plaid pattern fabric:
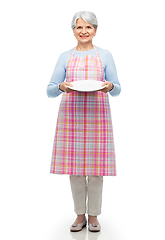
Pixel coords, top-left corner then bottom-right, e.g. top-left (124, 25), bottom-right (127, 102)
top-left (50, 46), bottom-right (116, 176)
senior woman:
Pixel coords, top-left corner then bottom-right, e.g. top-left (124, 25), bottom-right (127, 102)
top-left (47, 11), bottom-right (121, 232)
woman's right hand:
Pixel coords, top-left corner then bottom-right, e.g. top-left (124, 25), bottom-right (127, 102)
top-left (59, 82), bottom-right (75, 93)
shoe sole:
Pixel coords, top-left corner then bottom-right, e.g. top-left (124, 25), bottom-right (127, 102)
top-left (89, 229), bottom-right (100, 232)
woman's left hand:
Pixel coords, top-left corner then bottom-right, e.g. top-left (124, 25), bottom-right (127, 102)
top-left (99, 81), bottom-right (114, 93)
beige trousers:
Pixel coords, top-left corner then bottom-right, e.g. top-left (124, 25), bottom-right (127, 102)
top-left (69, 175), bottom-right (103, 216)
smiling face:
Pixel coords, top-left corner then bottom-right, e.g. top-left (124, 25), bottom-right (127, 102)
top-left (73, 18), bottom-right (97, 45)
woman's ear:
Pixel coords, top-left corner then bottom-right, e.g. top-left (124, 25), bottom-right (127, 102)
top-left (94, 27), bottom-right (97, 36)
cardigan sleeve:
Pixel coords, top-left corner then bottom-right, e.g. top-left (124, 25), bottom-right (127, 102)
top-left (104, 51), bottom-right (121, 97)
top-left (47, 53), bottom-right (66, 98)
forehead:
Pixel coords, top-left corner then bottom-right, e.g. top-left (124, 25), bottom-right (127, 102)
top-left (76, 18), bottom-right (93, 26)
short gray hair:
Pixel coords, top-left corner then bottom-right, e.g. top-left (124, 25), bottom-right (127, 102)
top-left (71, 11), bottom-right (98, 30)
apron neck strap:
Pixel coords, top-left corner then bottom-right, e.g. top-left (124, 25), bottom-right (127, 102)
top-left (93, 46), bottom-right (99, 58)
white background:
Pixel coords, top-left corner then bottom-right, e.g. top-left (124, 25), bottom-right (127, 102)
top-left (0, 0), bottom-right (165, 239)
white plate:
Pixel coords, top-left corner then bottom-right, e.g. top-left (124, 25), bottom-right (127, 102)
top-left (67, 80), bottom-right (106, 92)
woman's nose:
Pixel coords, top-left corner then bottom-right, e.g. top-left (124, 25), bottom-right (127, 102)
top-left (82, 28), bottom-right (87, 34)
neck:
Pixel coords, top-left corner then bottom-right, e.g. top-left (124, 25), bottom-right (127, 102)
top-left (76, 42), bottom-right (94, 51)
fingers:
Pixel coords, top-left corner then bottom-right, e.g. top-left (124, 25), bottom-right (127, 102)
top-left (100, 81), bottom-right (108, 93)
top-left (60, 82), bottom-right (74, 93)
top-left (100, 88), bottom-right (108, 93)
top-left (65, 82), bottom-right (73, 87)
top-left (65, 82), bottom-right (75, 93)
top-left (101, 82), bottom-right (108, 86)
top-left (65, 88), bottom-right (75, 93)
top-left (100, 81), bottom-right (113, 92)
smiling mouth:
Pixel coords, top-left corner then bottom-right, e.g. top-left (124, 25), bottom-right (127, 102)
top-left (80, 35), bottom-right (89, 38)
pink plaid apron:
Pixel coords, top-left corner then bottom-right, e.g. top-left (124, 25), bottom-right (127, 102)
top-left (50, 46), bottom-right (116, 176)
